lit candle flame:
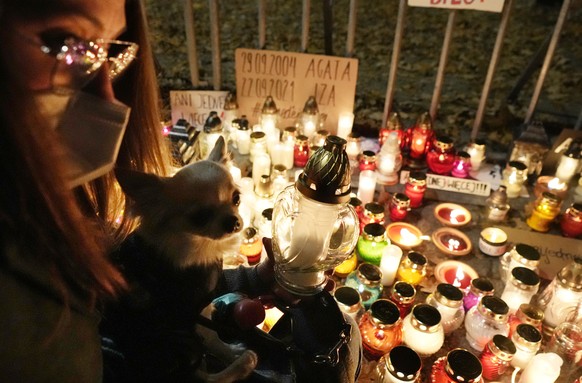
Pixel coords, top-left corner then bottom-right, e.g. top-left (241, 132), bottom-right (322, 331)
top-left (450, 209), bottom-right (463, 224)
top-left (453, 267), bottom-right (465, 288)
top-left (400, 228), bottom-right (418, 245)
top-left (447, 238), bottom-right (461, 250)
top-left (547, 177), bottom-right (566, 191)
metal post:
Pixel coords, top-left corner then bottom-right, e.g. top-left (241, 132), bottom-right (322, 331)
top-left (258, 0), bottom-right (266, 49)
top-left (346, 0), bottom-right (357, 57)
top-left (430, 10), bottom-right (456, 121)
top-left (183, 0), bottom-right (200, 87)
top-left (471, 0), bottom-right (514, 140)
top-left (524, 0), bottom-right (572, 124)
top-left (301, 0), bottom-right (311, 52)
top-left (382, 0), bottom-right (407, 128)
top-left (323, 0), bottom-right (334, 56)
top-left (209, 0), bottom-right (221, 90)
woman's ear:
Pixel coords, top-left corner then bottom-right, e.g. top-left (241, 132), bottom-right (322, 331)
top-left (207, 136), bottom-right (227, 164)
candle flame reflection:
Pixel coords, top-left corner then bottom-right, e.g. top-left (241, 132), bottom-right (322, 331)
top-left (453, 267), bottom-right (465, 288)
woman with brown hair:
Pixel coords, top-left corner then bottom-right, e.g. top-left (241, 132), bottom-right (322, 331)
top-left (0, 0), bottom-right (169, 380)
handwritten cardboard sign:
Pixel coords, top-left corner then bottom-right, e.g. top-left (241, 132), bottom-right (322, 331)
top-left (400, 170), bottom-right (491, 196)
top-left (170, 90), bottom-right (229, 129)
top-left (408, 0), bottom-right (505, 13)
top-left (235, 48), bottom-right (358, 135)
top-left (498, 226), bottom-right (578, 280)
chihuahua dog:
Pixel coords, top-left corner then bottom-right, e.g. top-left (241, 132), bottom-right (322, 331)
top-left (101, 137), bottom-right (258, 383)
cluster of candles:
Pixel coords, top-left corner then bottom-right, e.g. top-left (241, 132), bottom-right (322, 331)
top-left (332, 236), bottom-right (582, 383)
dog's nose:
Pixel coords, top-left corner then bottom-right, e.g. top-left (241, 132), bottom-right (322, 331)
top-left (224, 215), bottom-right (242, 233)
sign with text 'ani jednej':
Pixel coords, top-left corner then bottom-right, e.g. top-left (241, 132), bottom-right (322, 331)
top-left (408, 0), bottom-right (505, 13)
top-left (170, 90), bottom-right (229, 129)
top-left (401, 170), bottom-right (491, 196)
top-left (235, 48), bottom-right (358, 135)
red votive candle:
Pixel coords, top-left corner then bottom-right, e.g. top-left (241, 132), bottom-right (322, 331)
top-left (405, 171), bottom-right (427, 208)
top-left (389, 193), bottom-right (410, 222)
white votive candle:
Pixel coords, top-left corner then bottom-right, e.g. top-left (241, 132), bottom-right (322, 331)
top-left (337, 112), bottom-right (354, 139)
top-left (357, 170), bottom-right (377, 205)
top-left (380, 245), bottom-right (403, 286)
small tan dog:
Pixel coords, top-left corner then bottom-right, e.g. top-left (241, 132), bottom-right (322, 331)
top-left (101, 137), bottom-right (258, 383)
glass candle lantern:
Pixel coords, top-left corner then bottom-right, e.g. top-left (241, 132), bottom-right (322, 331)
top-left (431, 349), bottom-right (484, 383)
top-left (357, 223), bottom-right (389, 266)
top-left (250, 131), bottom-right (268, 163)
top-left (379, 111), bottom-right (405, 148)
top-left (545, 322), bottom-right (582, 380)
top-left (337, 111), bottom-right (354, 139)
top-left (235, 116), bottom-right (251, 155)
top-left (345, 133), bottom-right (362, 162)
top-left (252, 152), bottom-right (272, 189)
top-left (293, 134), bottom-right (310, 168)
top-left (239, 226), bottom-right (262, 265)
top-left (560, 203), bottom-right (582, 238)
top-left (501, 243), bottom-right (540, 282)
top-left (465, 295), bottom-right (510, 351)
top-left (375, 345), bottom-right (422, 383)
top-left (376, 132), bottom-right (403, 185)
top-left (221, 92), bottom-right (239, 141)
top-left (479, 334), bottom-right (516, 381)
top-left (359, 150), bottom-right (377, 172)
top-left (397, 252), bottom-right (427, 286)
top-left (464, 277), bottom-right (495, 312)
top-left (350, 196), bottom-right (363, 220)
top-left (380, 245), bottom-right (404, 286)
top-left (271, 164), bottom-right (290, 197)
top-left (526, 191), bottom-right (562, 232)
top-left (500, 267), bottom-right (540, 314)
top-left (508, 303), bottom-right (544, 340)
top-left (345, 263), bottom-right (383, 309)
top-left (389, 193), bottom-right (411, 222)
top-left (297, 96), bottom-right (319, 139)
top-left (484, 186), bottom-right (510, 222)
top-left (451, 151), bottom-right (472, 178)
top-left (426, 136), bottom-right (456, 175)
top-left (359, 299), bottom-right (403, 360)
top-left (502, 161), bottom-right (528, 198)
top-left (407, 112), bottom-right (434, 161)
top-left (464, 139), bottom-right (486, 171)
top-left (357, 170), bottom-right (378, 206)
top-left (271, 136), bottom-right (360, 295)
top-left (425, 283), bottom-right (465, 334)
top-left (405, 171), bottom-right (427, 208)
top-left (510, 323), bottom-right (542, 369)
top-left (281, 126), bottom-right (297, 144)
top-left (390, 281), bottom-right (417, 319)
top-left (555, 142), bottom-right (581, 184)
top-left (360, 202), bottom-right (385, 232)
top-left (199, 111), bottom-right (224, 160)
top-left (310, 129), bottom-right (329, 149)
top-left (259, 95), bottom-right (279, 133)
top-left (333, 285), bottom-right (365, 323)
top-left (402, 304), bottom-right (444, 357)
top-left (536, 257), bottom-right (582, 336)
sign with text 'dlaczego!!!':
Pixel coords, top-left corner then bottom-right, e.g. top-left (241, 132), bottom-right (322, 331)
top-left (408, 0), bottom-right (505, 13)
top-left (235, 48), bottom-right (358, 135)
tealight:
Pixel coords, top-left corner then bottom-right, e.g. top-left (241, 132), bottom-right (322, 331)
top-left (386, 222), bottom-right (423, 250)
top-left (433, 203), bottom-right (472, 227)
top-left (432, 227), bottom-right (472, 257)
top-left (434, 260), bottom-right (478, 290)
top-left (479, 227), bottom-right (508, 257)
top-left (534, 175), bottom-right (569, 200)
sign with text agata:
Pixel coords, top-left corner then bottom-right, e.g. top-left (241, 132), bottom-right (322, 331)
top-left (170, 90), bottom-right (229, 129)
top-left (235, 48), bottom-right (358, 135)
top-left (408, 0), bottom-right (505, 13)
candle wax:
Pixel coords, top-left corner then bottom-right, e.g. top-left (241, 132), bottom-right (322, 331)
top-left (440, 233), bottom-right (468, 251)
top-left (438, 208), bottom-right (467, 224)
top-left (444, 267), bottom-right (472, 289)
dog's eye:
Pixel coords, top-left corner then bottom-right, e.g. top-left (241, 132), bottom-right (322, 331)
top-left (232, 191), bottom-right (241, 207)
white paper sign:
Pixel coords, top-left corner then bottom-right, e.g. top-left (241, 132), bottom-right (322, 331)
top-left (400, 170), bottom-right (491, 196)
top-left (170, 90), bottom-right (229, 129)
top-left (408, 0), bottom-right (505, 13)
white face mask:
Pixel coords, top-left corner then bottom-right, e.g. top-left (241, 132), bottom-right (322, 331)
top-left (35, 92), bottom-right (130, 188)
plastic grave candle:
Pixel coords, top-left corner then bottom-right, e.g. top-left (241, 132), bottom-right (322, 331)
top-left (379, 111), bottom-right (405, 148)
top-left (250, 131), bottom-right (268, 162)
top-left (337, 111), bottom-right (354, 139)
top-left (451, 151), bottom-right (472, 178)
top-left (293, 134), bottom-right (310, 168)
top-left (357, 170), bottom-right (378, 206)
top-left (534, 176), bottom-right (568, 200)
top-left (479, 335), bottom-right (515, 381)
top-left (464, 139), bottom-right (486, 171)
top-left (235, 116), bottom-right (251, 155)
top-left (345, 133), bottom-right (362, 165)
top-left (310, 129), bottom-right (329, 149)
top-left (375, 345), bottom-right (422, 383)
top-left (271, 135), bottom-right (359, 295)
top-left (478, 227), bottom-right (508, 257)
top-left (484, 186), bottom-right (510, 222)
top-left (396, 251), bottom-right (427, 286)
top-left (297, 96), bottom-right (319, 139)
top-left (359, 299), bottom-right (403, 360)
top-left (501, 243), bottom-right (540, 283)
top-left (508, 304), bottom-right (544, 340)
top-left (333, 252), bottom-right (358, 278)
top-left (199, 112), bottom-right (224, 159)
top-left (239, 227), bottom-right (262, 265)
top-left (431, 348), bottom-right (484, 383)
top-left (526, 191), bottom-right (562, 232)
top-left (345, 263), bottom-right (383, 309)
top-left (389, 193), bottom-right (410, 222)
top-left (427, 136), bottom-right (456, 175)
top-left (402, 304), bottom-right (444, 357)
top-left (259, 95), bottom-right (279, 133)
top-left (555, 140), bottom-right (581, 183)
top-left (228, 163), bottom-right (242, 183)
top-left (359, 150), bottom-right (377, 172)
top-left (281, 126), bottom-right (297, 144)
top-left (510, 324), bottom-right (542, 370)
top-left (333, 286), bottom-right (365, 322)
top-left (390, 281), bottom-right (416, 319)
top-left (221, 92), bottom-right (239, 140)
top-left (405, 171), bottom-right (427, 208)
top-left (502, 161), bottom-right (528, 198)
top-left (357, 223), bottom-right (389, 266)
top-left (545, 322), bottom-right (582, 380)
top-left (516, 353), bottom-right (563, 383)
top-left (376, 132), bottom-right (403, 185)
top-left (425, 283), bottom-right (465, 334)
top-left (464, 278), bottom-right (495, 313)
top-left (252, 152), bottom-right (271, 189)
top-left (407, 111), bottom-right (434, 162)
top-left (360, 202), bottom-right (385, 232)
top-left (380, 244), bottom-right (403, 286)
top-left (465, 296), bottom-right (510, 351)
top-left (560, 203), bottom-right (582, 237)
top-left (500, 267), bottom-right (540, 314)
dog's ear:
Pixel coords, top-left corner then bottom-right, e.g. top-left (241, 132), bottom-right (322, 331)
top-left (115, 167), bottom-right (166, 205)
top-left (207, 136), bottom-right (227, 164)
